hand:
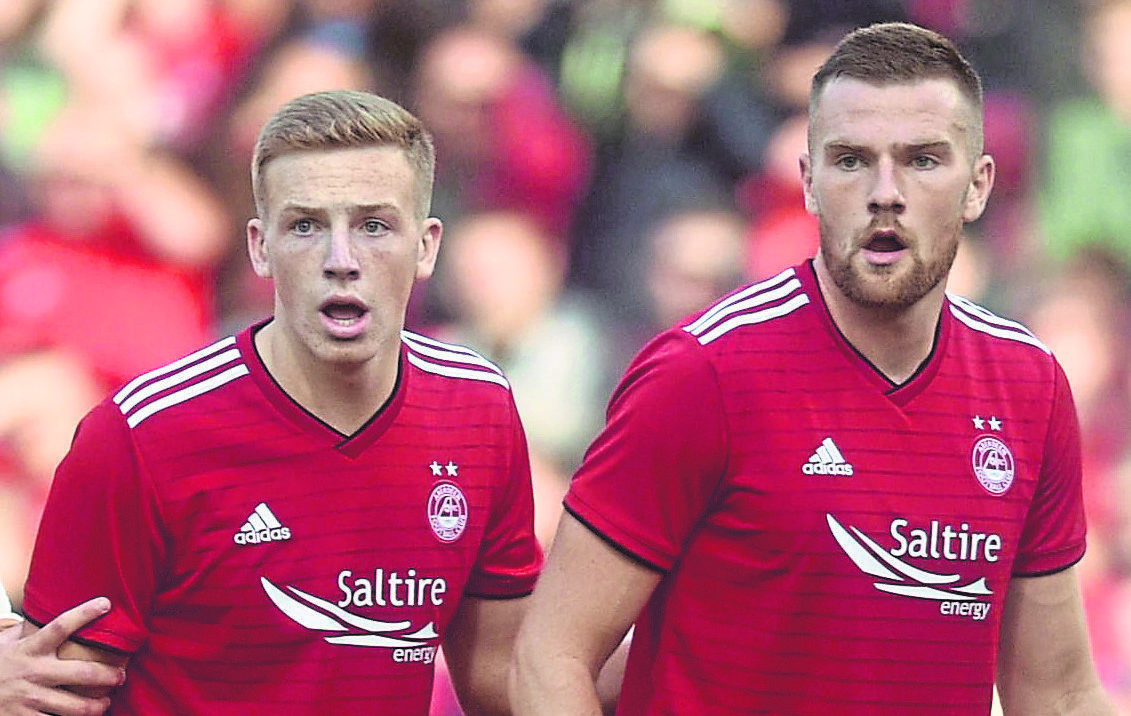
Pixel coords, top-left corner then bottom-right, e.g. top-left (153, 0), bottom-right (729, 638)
top-left (0, 598), bottom-right (122, 715)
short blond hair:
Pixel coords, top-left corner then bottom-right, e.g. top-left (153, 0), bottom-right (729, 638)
top-left (251, 90), bottom-right (436, 218)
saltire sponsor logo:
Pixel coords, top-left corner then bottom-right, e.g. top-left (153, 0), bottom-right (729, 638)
top-left (262, 571), bottom-right (444, 663)
top-left (827, 513), bottom-right (996, 621)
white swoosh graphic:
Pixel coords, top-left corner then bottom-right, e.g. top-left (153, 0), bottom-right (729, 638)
top-left (262, 577), bottom-right (348, 631)
top-left (326, 634), bottom-right (430, 648)
top-left (876, 583), bottom-right (977, 601)
top-left (260, 576), bottom-right (436, 648)
top-left (283, 584), bottom-right (411, 632)
top-left (826, 514), bottom-right (903, 581)
top-left (826, 514), bottom-right (994, 601)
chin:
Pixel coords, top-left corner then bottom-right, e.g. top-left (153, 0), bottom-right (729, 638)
top-left (314, 338), bottom-right (379, 366)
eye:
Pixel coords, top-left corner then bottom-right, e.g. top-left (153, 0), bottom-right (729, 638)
top-left (362, 218), bottom-right (388, 235)
top-left (292, 218), bottom-right (316, 236)
top-left (912, 155), bottom-right (939, 169)
top-left (835, 154), bottom-right (863, 171)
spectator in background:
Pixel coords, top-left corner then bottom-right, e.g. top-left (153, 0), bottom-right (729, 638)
top-left (0, 101), bottom-right (227, 604)
top-left (434, 210), bottom-right (612, 484)
top-left (412, 25), bottom-right (590, 244)
top-left (636, 206), bottom-right (748, 352)
top-left (738, 112), bottom-right (819, 279)
top-left (568, 20), bottom-right (733, 329)
top-left (34, 0), bottom-right (268, 157)
top-left (0, 101), bottom-right (225, 392)
top-left (1025, 248), bottom-right (1131, 709)
top-left (1039, 0), bottom-right (1131, 268)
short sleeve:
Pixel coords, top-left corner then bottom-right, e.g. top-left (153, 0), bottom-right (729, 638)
top-left (464, 398), bottom-right (543, 598)
top-left (22, 401), bottom-right (167, 652)
top-left (564, 331), bottom-right (727, 570)
top-left (1012, 361), bottom-right (1087, 576)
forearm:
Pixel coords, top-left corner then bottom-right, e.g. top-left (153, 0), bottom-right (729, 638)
top-left (997, 569), bottom-right (1117, 715)
top-left (509, 647), bottom-right (604, 716)
top-left (999, 683), bottom-right (1117, 716)
top-left (450, 655), bottom-right (510, 716)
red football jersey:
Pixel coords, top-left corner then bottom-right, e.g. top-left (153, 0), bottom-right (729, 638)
top-left (566, 261), bottom-right (1086, 714)
top-left (24, 323), bottom-right (542, 714)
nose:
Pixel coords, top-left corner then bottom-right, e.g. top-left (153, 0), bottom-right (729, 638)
top-left (868, 157), bottom-right (905, 215)
top-left (323, 226), bottom-right (360, 280)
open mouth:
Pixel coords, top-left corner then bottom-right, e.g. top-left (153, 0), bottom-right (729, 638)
top-left (320, 299), bottom-right (368, 324)
top-left (865, 230), bottom-right (906, 253)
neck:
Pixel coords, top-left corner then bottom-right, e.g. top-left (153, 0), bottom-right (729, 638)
top-left (254, 323), bottom-right (399, 434)
top-left (813, 258), bottom-right (944, 385)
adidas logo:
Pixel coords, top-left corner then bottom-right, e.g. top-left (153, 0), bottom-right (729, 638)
top-left (802, 437), bottom-right (854, 476)
top-left (234, 503), bottom-right (292, 545)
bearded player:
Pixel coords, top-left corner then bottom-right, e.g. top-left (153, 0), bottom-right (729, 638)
top-left (511, 23), bottom-right (1116, 715)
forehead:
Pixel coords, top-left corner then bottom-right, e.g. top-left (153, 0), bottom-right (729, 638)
top-left (260, 145), bottom-right (417, 213)
top-left (810, 77), bottom-right (975, 152)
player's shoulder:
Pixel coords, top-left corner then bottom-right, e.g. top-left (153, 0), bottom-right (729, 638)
top-left (945, 293), bottom-right (1052, 359)
top-left (110, 333), bottom-right (250, 431)
top-left (401, 329), bottom-right (511, 395)
top-left (677, 266), bottom-right (813, 351)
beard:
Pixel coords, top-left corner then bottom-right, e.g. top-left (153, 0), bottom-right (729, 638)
top-left (820, 220), bottom-right (959, 311)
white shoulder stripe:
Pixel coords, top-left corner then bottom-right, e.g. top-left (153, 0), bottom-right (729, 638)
top-left (126, 365), bottom-right (250, 428)
top-left (405, 351), bottom-right (510, 389)
top-left (114, 336), bottom-right (236, 406)
top-left (949, 304), bottom-right (1050, 354)
top-left (685, 267), bottom-right (796, 335)
top-left (947, 294), bottom-right (1050, 354)
top-left (401, 331), bottom-right (505, 376)
top-left (691, 293), bottom-right (810, 345)
top-left (684, 268), bottom-right (809, 344)
top-left (118, 349), bottom-right (241, 414)
top-left (402, 330), bottom-right (483, 358)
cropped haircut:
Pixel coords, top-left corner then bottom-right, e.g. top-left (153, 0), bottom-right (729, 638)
top-left (810, 22), bottom-right (985, 154)
top-left (251, 90), bottom-right (436, 219)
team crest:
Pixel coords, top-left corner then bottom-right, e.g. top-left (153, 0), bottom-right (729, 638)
top-left (427, 482), bottom-right (468, 543)
top-left (971, 436), bottom-right (1015, 496)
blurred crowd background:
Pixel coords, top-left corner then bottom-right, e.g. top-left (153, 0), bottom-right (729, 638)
top-left (0, 0), bottom-right (1129, 711)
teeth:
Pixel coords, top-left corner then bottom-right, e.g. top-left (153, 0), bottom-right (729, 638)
top-left (323, 304), bottom-right (364, 320)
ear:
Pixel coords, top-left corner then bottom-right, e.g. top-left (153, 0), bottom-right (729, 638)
top-left (415, 218), bottom-right (443, 281)
top-left (962, 154), bottom-right (996, 223)
top-left (247, 218), bottom-right (272, 279)
top-left (800, 153), bottom-right (818, 216)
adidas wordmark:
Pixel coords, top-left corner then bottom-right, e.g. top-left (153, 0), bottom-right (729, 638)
top-left (234, 503), bottom-right (292, 545)
top-left (803, 437), bottom-right (854, 476)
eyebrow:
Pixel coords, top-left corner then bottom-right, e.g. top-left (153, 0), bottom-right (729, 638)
top-left (278, 202), bottom-right (403, 215)
top-left (822, 140), bottom-right (955, 156)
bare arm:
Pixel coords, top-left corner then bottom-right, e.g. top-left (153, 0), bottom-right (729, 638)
top-left (509, 513), bottom-right (662, 715)
top-left (443, 595), bottom-right (530, 716)
top-left (996, 566), bottom-right (1117, 715)
top-left (1, 598), bottom-right (123, 715)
